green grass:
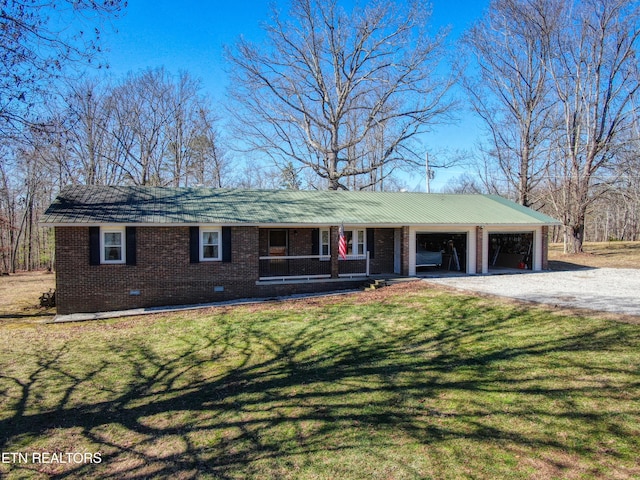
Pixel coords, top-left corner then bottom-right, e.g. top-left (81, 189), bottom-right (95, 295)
top-left (1, 282), bottom-right (639, 479)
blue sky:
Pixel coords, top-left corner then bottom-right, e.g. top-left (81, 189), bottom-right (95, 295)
top-left (99, 0), bottom-right (490, 190)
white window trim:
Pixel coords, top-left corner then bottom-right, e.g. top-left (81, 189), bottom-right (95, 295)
top-left (200, 227), bottom-right (222, 262)
top-left (100, 226), bottom-right (126, 264)
top-left (343, 228), bottom-right (367, 259)
top-left (320, 228), bottom-right (331, 259)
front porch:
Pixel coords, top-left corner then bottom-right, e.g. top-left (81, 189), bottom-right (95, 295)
top-left (257, 227), bottom-right (393, 282)
top-left (258, 253), bottom-right (370, 281)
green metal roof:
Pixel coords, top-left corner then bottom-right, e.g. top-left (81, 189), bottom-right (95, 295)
top-left (41, 185), bottom-right (560, 227)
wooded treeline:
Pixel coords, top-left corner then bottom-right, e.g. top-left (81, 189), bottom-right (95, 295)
top-left (0, 69), bottom-right (259, 273)
top-left (1, 0), bottom-right (639, 272)
top-left (455, 0), bottom-right (640, 252)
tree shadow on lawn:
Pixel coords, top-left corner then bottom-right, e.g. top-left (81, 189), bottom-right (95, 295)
top-left (1, 296), bottom-right (639, 479)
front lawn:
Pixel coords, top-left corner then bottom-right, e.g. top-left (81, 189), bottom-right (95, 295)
top-left (0, 282), bottom-right (638, 479)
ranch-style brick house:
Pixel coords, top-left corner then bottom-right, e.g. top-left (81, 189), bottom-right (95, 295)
top-left (41, 186), bottom-right (560, 314)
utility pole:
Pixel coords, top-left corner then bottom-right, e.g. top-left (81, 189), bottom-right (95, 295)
top-left (425, 152), bottom-right (435, 193)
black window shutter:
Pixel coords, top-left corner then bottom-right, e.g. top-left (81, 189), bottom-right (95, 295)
top-left (89, 227), bottom-right (100, 265)
top-left (311, 228), bottom-right (319, 255)
top-left (366, 229), bottom-right (375, 259)
top-left (126, 227), bottom-right (136, 265)
top-left (189, 226), bottom-right (200, 263)
top-left (222, 227), bottom-right (232, 262)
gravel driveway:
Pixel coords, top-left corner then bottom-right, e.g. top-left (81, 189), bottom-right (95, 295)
top-left (424, 268), bottom-right (640, 317)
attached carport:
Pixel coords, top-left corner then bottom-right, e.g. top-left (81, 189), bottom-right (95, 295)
top-left (481, 226), bottom-right (545, 274)
top-left (408, 226), bottom-right (477, 276)
top-left (408, 225), bottom-right (554, 277)
top-left (488, 232), bottom-right (534, 271)
top-left (403, 196), bottom-right (559, 277)
top-left (415, 232), bottom-right (468, 273)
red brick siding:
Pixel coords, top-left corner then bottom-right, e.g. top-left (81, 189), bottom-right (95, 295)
top-left (55, 226), bottom-right (260, 314)
top-left (476, 226), bottom-right (484, 273)
top-left (369, 228), bottom-right (395, 274)
top-left (256, 279), bottom-right (368, 298)
top-left (401, 227), bottom-right (410, 276)
top-left (330, 226), bottom-right (339, 278)
top-left (541, 226), bottom-right (549, 270)
top-left (54, 225), bottom-right (384, 314)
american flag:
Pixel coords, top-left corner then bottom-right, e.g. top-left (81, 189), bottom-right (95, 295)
top-left (338, 224), bottom-right (347, 260)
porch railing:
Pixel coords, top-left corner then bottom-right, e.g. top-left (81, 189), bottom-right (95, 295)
top-left (259, 252), bottom-right (369, 281)
top-left (338, 253), bottom-right (369, 278)
top-left (259, 255), bottom-right (330, 280)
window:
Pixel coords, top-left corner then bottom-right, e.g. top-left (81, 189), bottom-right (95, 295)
top-left (200, 228), bottom-right (221, 261)
top-left (318, 228), bottom-right (367, 259)
top-left (190, 226), bottom-right (230, 263)
top-left (101, 227), bottom-right (126, 264)
top-left (320, 229), bottom-right (330, 257)
top-left (345, 229), bottom-right (366, 257)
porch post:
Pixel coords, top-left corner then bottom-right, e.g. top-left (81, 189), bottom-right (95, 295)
top-left (541, 226), bottom-right (549, 270)
top-left (330, 225), bottom-right (339, 278)
top-left (401, 226), bottom-right (410, 276)
top-left (476, 226), bottom-right (484, 274)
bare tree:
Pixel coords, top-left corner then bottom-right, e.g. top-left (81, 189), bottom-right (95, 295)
top-left (59, 79), bottom-right (124, 185)
top-left (582, 134), bottom-right (640, 241)
top-left (546, 0), bottom-right (640, 252)
top-left (0, 0), bottom-right (125, 135)
top-left (40, 69), bottom-right (230, 188)
top-left (226, 0), bottom-right (455, 190)
top-left (0, 130), bottom-right (58, 272)
top-left (111, 69), bottom-right (175, 185)
top-left (104, 69), bottom-right (229, 187)
top-left (442, 173), bottom-right (485, 194)
top-left (463, 0), bottom-right (640, 251)
top-left (462, 0), bottom-right (558, 207)
top-left (188, 107), bottom-right (230, 188)
top-left (0, 151), bottom-right (18, 273)
top-left (0, 68), bottom-right (232, 272)
top-left (164, 72), bottom-right (204, 187)
top-left (232, 160), bottom-right (286, 190)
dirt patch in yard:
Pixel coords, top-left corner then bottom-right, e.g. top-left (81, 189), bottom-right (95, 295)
top-left (0, 271), bottom-right (56, 326)
top-left (549, 241), bottom-right (640, 270)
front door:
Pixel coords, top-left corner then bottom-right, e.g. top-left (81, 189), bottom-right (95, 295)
top-left (268, 230), bottom-right (288, 256)
top-left (268, 230), bottom-right (288, 276)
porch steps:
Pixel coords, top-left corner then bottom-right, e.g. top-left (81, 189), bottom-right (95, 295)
top-left (363, 277), bottom-right (416, 291)
top-left (364, 279), bottom-right (387, 291)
